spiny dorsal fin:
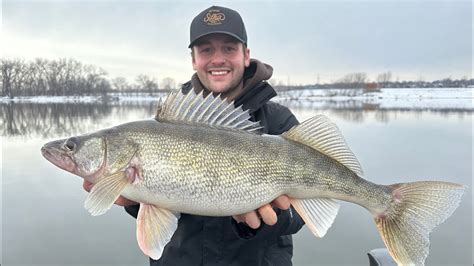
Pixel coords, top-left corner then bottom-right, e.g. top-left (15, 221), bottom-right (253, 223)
top-left (282, 115), bottom-right (364, 176)
top-left (155, 89), bottom-right (262, 133)
top-left (154, 97), bottom-right (163, 120)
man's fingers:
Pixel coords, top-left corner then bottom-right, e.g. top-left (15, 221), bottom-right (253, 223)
top-left (232, 214), bottom-right (246, 223)
top-left (244, 211), bottom-right (261, 229)
top-left (272, 195), bottom-right (290, 210)
top-left (233, 201), bottom-right (285, 228)
top-left (83, 180), bottom-right (93, 192)
top-left (115, 196), bottom-right (137, 206)
top-left (258, 204), bottom-right (277, 226)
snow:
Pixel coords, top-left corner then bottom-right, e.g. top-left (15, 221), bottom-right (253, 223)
top-left (1, 88), bottom-right (472, 110)
top-left (0, 95), bottom-right (100, 103)
top-left (275, 88), bottom-right (473, 110)
top-left (0, 94), bottom-right (166, 104)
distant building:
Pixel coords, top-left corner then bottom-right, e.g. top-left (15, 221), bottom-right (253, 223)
top-left (364, 82), bottom-right (380, 93)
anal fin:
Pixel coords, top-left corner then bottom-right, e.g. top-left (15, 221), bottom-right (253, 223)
top-left (291, 198), bottom-right (340, 237)
top-left (137, 204), bottom-right (180, 260)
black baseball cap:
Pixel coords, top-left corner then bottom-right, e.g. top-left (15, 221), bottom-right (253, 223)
top-left (188, 6), bottom-right (247, 48)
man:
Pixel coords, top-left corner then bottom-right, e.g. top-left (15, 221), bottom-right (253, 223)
top-left (84, 5), bottom-right (304, 265)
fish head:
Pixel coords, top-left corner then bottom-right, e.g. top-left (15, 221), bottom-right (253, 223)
top-left (41, 134), bottom-right (106, 182)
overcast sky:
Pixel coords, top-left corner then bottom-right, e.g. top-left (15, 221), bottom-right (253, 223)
top-left (2, 0), bottom-right (472, 85)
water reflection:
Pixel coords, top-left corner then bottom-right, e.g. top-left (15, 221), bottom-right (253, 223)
top-left (2, 100), bottom-right (471, 138)
top-left (1, 101), bottom-right (159, 138)
top-left (294, 107), bottom-right (472, 124)
top-left (2, 99), bottom-right (471, 266)
top-left (279, 99), bottom-right (472, 123)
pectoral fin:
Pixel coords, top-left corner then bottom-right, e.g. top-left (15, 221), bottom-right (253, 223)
top-left (137, 204), bottom-right (180, 260)
top-left (84, 171), bottom-right (129, 216)
top-left (291, 198), bottom-right (340, 237)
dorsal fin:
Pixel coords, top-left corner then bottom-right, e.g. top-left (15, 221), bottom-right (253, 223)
top-left (155, 89), bottom-right (262, 133)
top-left (282, 115), bottom-right (364, 176)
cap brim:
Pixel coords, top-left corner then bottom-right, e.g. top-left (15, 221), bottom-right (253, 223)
top-left (188, 31), bottom-right (246, 48)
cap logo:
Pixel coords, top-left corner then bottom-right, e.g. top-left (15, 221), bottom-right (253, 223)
top-left (203, 9), bottom-right (225, 25)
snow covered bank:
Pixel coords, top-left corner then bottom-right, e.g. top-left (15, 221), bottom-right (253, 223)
top-left (275, 88), bottom-right (473, 110)
top-left (0, 94), bottom-right (164, 104)
top-left (1, 88), bottom-right (472, 110)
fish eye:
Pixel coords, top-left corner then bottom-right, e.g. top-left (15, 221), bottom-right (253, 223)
top-left (64, 137), bottom-right (79, 151)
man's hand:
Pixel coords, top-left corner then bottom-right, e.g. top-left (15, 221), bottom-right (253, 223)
top-left (83, 180), bottom-right (138, 206)
top-left (232, 195), bottom-right (290, 229)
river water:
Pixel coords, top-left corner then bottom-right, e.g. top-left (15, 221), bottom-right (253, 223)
top-left (1, 97), bottom-right (472, 266)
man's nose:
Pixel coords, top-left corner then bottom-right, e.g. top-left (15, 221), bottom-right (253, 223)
top-left (210, 49), bottom-right (226, 65)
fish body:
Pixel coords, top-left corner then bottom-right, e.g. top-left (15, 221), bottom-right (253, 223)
top-left (74, 119), bottom-right (388, 216)
top-left (41, 90), bottom-right (465, 265)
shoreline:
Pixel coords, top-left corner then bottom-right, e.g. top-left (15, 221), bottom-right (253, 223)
top-left (1, 88), bottom-right (472, 110)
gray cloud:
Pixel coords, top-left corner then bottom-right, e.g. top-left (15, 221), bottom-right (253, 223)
top-left (3, 0), bottom-right (471, 84)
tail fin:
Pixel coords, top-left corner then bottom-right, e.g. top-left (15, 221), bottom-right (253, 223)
top-left (375, 181), bottom-right (465, 266)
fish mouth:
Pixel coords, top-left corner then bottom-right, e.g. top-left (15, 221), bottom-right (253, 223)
top-left (41, 144), bottom-right (77, 173)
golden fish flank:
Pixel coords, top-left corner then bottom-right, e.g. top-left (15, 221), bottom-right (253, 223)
top-left (41, 89), bottom-right (465, 265)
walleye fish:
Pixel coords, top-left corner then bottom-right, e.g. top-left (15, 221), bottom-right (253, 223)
top-left (41, 89), bottom-right (465, 265)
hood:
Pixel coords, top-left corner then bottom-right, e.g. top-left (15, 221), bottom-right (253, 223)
top-left (242, 59), bottom-right (273, 92)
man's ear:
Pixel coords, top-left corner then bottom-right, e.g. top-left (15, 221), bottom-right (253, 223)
top-left (191, 48), bottom-right (197, 70)
top-left (244, 47), bottom-right (250, 67)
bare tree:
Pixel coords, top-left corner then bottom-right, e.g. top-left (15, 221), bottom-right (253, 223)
top-left (1, 59), bottom-right (15, 98)
top-left (83, 65), bottom-right (109, 95)
top-left (336, 72), bottom-right (368, 88)
top-left (136, 74), bottom-right (158, 95)
top-left (1, 58), bottom-right (114, 97)
top-left (111, 77), bottom-right (130, 93)
top-left (1, 59), bottom-right (28, 98)
top-left (376, 71), bottom-right (392, 88)
top-left (161, 77), bottom-right (176, 91)
top-left (31, 58), bottom-right (49, 95)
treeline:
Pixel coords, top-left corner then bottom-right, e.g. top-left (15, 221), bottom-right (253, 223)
top-left (1, 58), bottom-right (177, 98)
top-left (322, 71), bottom-right (472, 89)
top-left (273, 71), bottom-right (473, 91)
top-left (2, 58), bottom-right (472, 98)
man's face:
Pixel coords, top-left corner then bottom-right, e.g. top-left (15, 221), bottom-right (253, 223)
top-left (192, 34), bottom-right (250, 94)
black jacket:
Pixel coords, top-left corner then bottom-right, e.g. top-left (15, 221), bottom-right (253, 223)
top-left (125, 59), bottom-right (304, 266)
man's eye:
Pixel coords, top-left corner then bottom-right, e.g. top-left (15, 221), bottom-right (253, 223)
top-left (224, 46), bottom-right (236, 52)
top-left (200, 48), bottom-right (211, 54)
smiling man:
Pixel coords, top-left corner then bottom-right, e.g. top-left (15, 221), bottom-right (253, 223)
top-left (138, 5), bottom-right (305, 266)
top-left (84, 5), bottom-right (305, 266)
top-left (191, 33), bottom-right (250, 98)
